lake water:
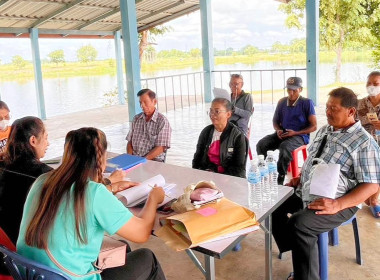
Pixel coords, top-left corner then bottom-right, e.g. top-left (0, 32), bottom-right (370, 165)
top-left (0, 61), bottom-right (372, 120)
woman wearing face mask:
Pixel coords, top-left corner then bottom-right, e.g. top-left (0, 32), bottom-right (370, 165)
top-left (357, 71), bottom-right (380, 218)
top-left (0, 116), bottom-right (52, 244)
top-left (0, 101), bottom-right (11, 153)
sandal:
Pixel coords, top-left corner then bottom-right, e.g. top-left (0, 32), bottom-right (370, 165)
top-left (370, 205), bottom-right (380, 218)
top-left (286, 272), bottom-right (294, 280)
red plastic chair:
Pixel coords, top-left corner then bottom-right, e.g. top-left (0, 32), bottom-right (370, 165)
top-left (0, 227), bottom-right (16, 280)
top-left (247, 107), bottom-right (255, 160)
top-left (287, 145), bottom-right (308, 178)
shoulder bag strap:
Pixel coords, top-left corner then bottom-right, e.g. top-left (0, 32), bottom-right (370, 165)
top-left (46, 248), bottom-right (102, 277)
top-left (312, 134), bottom-right (328, 165)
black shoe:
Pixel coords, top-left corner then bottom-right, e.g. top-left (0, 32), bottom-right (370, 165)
top-left (277, 174), bottom-right (285, 185)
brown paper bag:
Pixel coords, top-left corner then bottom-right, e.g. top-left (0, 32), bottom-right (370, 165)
top-left (155, 198), bottom-right (259, 251)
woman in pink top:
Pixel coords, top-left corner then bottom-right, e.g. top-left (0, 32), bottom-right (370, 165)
top-left (192, 98), bottom-right (248, 178)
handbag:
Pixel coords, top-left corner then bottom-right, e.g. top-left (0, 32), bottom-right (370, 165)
top-left (96, 235), bottom-right (127, 269)
top-left (46, 235), bottom-right (127, 277)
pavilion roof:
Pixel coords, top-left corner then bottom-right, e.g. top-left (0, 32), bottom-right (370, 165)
top-left (0, 0), bottom-right (199, 39)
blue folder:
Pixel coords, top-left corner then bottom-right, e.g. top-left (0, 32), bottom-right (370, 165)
top-left (105, 154), bottom-right (147, 172)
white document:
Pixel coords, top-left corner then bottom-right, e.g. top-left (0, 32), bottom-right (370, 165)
top-left (309, 163), bottom-right (340, 199)
top-left (116, 174), bottom-right (176, 207)
top-left (213, 87), bottom-right (231, 101)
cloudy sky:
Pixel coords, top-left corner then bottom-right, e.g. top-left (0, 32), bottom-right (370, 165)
top-left (0, 0), bottom-right (305, 63)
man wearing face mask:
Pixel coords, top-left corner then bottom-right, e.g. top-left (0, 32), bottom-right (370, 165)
top-left (356, 71), bottom-right (380, 218)
top-left (0, 101), bottom-right (11, 153)
top-left (229, 74), bottom-right (254, 136)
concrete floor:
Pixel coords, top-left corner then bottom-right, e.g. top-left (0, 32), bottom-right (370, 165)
top-left (41, 101), bottom-right (380, 280)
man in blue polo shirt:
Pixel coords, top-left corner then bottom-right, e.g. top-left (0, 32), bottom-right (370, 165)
top-left (256, 77), bottom-right (317, 184)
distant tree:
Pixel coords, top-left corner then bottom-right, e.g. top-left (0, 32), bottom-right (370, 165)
top-left (271, 41), bottom-right (288, 53)
top-left (189, 48), bottom-right (201, 58)
top-left (77, 45), bottom-right (98, 64)
top-left (241, 45), bottom-right (259, 56)
top-left (143, 45), bottom-right (157, 62)
top-left (362, 1), bottom-right (380, 67)
top-left (11, 55), bottom-right (27, 69)
top-left (279, 0), bottom-right (380, 82)
top-left (225, 47), bottom-right (234, 56)
top-left (289, 38), bottom-right (306, 53)
top-left (157, 49), bottom-right (188, 58)
top-left (139, 26), bottom-right (172, 61)
top-left (48, 49), bottom-right (65, 65)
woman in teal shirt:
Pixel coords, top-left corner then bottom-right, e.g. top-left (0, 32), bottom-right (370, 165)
top-left (17, 127), bottom-right (166, 280)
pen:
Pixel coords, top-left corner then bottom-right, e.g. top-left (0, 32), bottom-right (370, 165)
top-left (148, 184), bottom-right (175, 199)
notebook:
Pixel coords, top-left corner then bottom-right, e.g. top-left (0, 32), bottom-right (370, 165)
top-left (105, 153), bottom-right (147, 172)
top-left (117, 174), bottom-right (176, 208)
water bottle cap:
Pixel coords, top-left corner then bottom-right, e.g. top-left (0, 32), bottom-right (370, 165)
top-left (251, 158), bottom-right (258, 165)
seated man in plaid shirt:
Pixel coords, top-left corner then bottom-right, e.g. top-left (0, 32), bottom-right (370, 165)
top-left (272, 87), bottom-right (380, 280)
top-left (126, 89), bottom-right (171, 162)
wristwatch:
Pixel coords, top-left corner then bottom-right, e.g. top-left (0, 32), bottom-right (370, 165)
top-left (104, 178), bottom-right (111, 185)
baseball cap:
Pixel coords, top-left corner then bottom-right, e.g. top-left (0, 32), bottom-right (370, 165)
top-left (285, 77), bottom-right (302, 90)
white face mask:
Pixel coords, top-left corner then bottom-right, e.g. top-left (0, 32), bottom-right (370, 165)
top-left (366, 86), bottom-right (380, 97)
top-left (0, 120), bottom-right (8, 131)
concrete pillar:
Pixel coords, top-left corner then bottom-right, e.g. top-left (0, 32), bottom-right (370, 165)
top-left (114, 30), bottom-right (125, 105)
top-left (306, 0), bottom-right (319, 105)
top-left (30, 28), bottom-right (47, 119)
top-left (200, 0), bottom-right (214, 102)
top-left (120, 0), bottom-right (141, 119)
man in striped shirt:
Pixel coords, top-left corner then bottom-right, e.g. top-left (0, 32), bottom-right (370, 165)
top-left (272, 87), bottom-right (380, 280)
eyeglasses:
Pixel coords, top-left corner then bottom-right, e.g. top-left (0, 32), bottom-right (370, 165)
top-left (208, 109), bottom-right (227, 116)
top-left (229, 82), bottom-right (242, 87)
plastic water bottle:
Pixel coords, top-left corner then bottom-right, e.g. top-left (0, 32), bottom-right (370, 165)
top-left (258, 155), bottom-right (271, 202)
top-left (266, 150), bottom-right (279, 195)
top-left (247, 158), bottom-right (262, 209)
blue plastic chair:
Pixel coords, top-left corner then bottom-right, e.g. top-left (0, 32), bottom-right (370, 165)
top-left (318, 214), bottom-right (361, 280)
top-left (0, 245), bottom-right (70, 280)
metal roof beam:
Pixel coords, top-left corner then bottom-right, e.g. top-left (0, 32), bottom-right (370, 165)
top-left (31, 0), bottom-right (87, 28)
top-left (0, 27), bottom-right (113, 36)
top-left (0, 0), bottom-right (9, 8)
top-left (137, 0), bottom-right (185, 22)
top-left (37, 28), bottom-right (114, 36)
top-left (136, 4), bottom-right (199, 32)
top-left (77, 7), bottom-right (120, 30)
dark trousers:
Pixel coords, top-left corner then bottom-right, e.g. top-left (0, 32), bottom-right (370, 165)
top-left (272, 193), bottom-right (358, 280)
top-left (256, 132), bottom-right (305, 176)
top-left (102, 248), bottom-right (166, 280)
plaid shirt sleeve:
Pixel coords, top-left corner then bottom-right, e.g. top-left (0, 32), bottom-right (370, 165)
top-left (154, 114), bottom-right (171, 148)
top-left (354, 139), bottom-right (380, 184)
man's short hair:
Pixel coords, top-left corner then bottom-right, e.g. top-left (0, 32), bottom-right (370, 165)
top-left (137, 88), bottom-right (156, 100)
top-left (230, 74), bottom-right (243, 81)
top-left (328, 87), bottom-right (358, 109)
top-left (367, 71), bottom-right (380, 80)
